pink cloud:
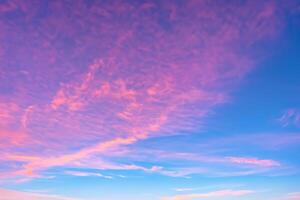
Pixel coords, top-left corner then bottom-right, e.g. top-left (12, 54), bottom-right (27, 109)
top-left (0, 0), bottom-right (286, 180)
top-left (96, 148), bottom-right (281, 177)
top-left (161, 189), bottom-right (254, 200)
top-left (0, 188), bottom-right (79, 200)
top-left (227, 157), bottom-right (280, 167)
top-left (50, 59), bottom-right (104, 111)
top-left (0, 102), bottom-right (19, 127)
top-left (114, 149), bottom-right (281, 168)
top-left (286, 192), bottom-right (300, 200)
top-left (0, 129), bottom-right (28, 148)
top-left (11, 136), bottom-right (139, 177)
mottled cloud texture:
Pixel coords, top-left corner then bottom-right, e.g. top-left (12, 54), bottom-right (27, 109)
top-left (0, 0), bottom-right (286, 181)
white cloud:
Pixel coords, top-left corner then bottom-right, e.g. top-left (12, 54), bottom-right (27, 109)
top-left (64, 170), bottom-right (113, 179)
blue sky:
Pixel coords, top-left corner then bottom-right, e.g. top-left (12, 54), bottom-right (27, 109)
top-left (0, 0), bottom-right (300, 200)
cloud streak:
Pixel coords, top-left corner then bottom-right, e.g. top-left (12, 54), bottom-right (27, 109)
top-left (279, 109), bottom-right (300, 127)
top-left (161, 189), bottom-right (254, 200)
top-left (285, 192), bottom-right (300, 200)
top-left (0, 188), bottom-right (79, 200)
top-left (64, 170), bottom-right (112, 179)
top-left (226, 157), bottom-right (280, 167)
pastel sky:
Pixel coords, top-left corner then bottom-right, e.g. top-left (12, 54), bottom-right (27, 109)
top-left (0, 0), bottom-right (300, 200)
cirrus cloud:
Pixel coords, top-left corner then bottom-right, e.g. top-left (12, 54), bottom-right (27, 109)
top-left (0, 0), bottom-right (287, 181)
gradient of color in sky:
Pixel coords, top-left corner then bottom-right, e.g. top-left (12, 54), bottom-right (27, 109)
top-left (0, 0), bottom-right (300, 200)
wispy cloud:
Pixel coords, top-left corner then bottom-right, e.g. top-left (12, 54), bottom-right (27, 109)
top-left (279, 109), bottom-right (300, 127)
top-left (0, 188), bottom-right (79, 200)
top-left (161, 189), bottom-right (254, 200)
top-left (174, 183), bottom-right (245, 193)
top-left (285, 192), bottom-right (300, 200)
top-left (64, 170), bottom-right (112, 179)
top-left (174, 188), bottom-right (197, 192)
top-left (226, 157), bottom-right (280, 167)
top-left (104, 148), bottom-right (282, 177)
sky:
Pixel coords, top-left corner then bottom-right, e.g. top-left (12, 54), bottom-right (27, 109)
top-left (0, 0), bottom-right (300, 200)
